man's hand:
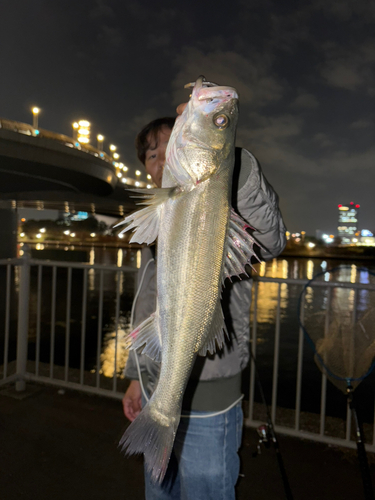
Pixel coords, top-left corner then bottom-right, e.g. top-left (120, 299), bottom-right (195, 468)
top-left (122, 380), bottom-right (142, 422)
top-left (176, 102), bottom-right (187, 115)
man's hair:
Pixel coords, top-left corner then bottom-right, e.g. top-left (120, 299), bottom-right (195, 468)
top-left (135, 117), bottom-right (176, 165)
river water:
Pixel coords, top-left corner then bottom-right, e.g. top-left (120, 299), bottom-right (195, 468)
top-left (2, 245), bottom-right (375, 422)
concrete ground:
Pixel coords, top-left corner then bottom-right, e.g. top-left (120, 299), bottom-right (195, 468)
top-left (0, 383), bottom-right (374, 500)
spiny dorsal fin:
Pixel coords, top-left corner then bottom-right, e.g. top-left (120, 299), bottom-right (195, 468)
top-left (222, 208), bottom-right (262, 284)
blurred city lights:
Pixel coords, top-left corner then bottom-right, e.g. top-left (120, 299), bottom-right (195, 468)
top-left (40, 228), bottom-right (46, 233)
top-left (109, 144), bottom-right (116, 152)
top-left (36, 233), bottom-right (42, 239)
top-left (77, 120), bottom-right (90, 144)
top-left (113, 153), bottom-right (120, 160)
top-left (32, 107), bottom-right (40, 129)
top-left (97, 134), bottom-right (104, 150)
top-left (135, 170), bottom-right (141, 176)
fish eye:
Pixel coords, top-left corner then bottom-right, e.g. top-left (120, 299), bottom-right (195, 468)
top-left (213, 114), bottom-right (229, 129)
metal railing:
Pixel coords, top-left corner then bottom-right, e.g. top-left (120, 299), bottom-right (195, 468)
top-left (0, 251), bottom-right (138, 399)
top-left (1, 254), bottom-right (374, 452)
top-left (247, 276), bottom-right (375, 453)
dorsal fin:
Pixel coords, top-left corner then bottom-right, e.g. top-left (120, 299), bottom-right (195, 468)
top-left (222, 208), bottom-right (261, 284)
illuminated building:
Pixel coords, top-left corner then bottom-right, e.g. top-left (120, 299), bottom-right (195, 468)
top-left (337, 202), bottom-right (360, 244)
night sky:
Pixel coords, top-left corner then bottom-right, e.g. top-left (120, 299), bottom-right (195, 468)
top-left (1, 1), bottom-right (374, 235)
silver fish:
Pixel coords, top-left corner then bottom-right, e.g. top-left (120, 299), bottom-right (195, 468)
top-left (117, 76), bottom-right (259, 482)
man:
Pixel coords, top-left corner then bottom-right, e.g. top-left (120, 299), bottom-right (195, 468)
top-left (122, 105), bottom-right (286, 499)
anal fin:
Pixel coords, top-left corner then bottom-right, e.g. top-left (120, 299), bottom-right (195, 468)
top-left (128, 314), bottom-right (162, 363)
top-left (197, 299), bottom-right (227, 356)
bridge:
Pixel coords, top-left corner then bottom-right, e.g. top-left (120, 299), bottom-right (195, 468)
top-left (0, 118), bottom-right (150, 257)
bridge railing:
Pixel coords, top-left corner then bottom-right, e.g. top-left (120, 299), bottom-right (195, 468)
top-left (0, 117), bottom-right (151, 188)
top-left (1, 253), bottom-right (374, 451)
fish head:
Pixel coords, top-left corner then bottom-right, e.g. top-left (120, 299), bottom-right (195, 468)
top-left (164, 76), bottom-right (239, 188)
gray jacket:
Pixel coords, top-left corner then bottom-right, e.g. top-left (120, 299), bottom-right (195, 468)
top-left (124, 148), bottom-right (286, 410)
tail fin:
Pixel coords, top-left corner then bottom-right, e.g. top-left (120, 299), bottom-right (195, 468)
top-left (119, 402), bottom-right (179, 483)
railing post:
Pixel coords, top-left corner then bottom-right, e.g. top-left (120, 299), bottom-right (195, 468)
top-left (16, 247), bottom-right (31, 391)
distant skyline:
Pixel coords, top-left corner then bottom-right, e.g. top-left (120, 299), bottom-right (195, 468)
top-left (1, 1), bottom-right (374, 234)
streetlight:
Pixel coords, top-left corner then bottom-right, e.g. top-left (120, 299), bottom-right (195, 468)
top-left (77, 120), bottom-right (90, 144)
top-left (32, 107), bottom-right (40, 129)
top-left (109, 144), bottom-right (117, 152)
top-left (113, 152), bottom-right (120, 160)
top-left (72, 122), bottom-right (79, 141)
top-left (97, 134), bottom-right (104, 150)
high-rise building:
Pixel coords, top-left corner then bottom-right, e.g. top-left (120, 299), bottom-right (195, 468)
top-left (337, 202), bottom-right (360, 243)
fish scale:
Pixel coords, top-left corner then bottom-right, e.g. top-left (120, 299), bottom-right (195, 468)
top-left (116, 76), bottom-right (260, 483)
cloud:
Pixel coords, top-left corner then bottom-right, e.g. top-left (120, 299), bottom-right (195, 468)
top-left (291, 92), bottom-right (319, 109)
top-left (171, 48), bottom-right (284, 107)
top-left (350, 119), bottom-right (374, 129)
top-left (97, 25), bottom-right (123, 48)
top-left (120, 108), bottom-right (159, 138)
top-left (90, 0), bottom-right (115, 19)
top-left (312, 133), bottom-right (332, 148)
top-left (147, 34), bottom-right (171, 49)
top-left (319, 40), bottom-right (375, 93)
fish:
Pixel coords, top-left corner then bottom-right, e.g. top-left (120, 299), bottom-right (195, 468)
top-left (116, 75), bottom-right (260, 483)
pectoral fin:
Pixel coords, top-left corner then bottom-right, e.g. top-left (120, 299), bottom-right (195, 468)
top-left (114, 187), bottom-right (179, 245)
top-left (127, 313), bottom-right (162, 363)
top-left (223, 208), bottom-right (261, 283)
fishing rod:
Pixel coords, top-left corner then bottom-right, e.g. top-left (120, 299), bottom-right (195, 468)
top-left (346, 385), bottom-right (374, 500)
top-left (249, 349), bottom-right (294, 500)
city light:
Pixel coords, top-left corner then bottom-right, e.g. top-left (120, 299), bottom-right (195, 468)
top-left (113, 153), bottom-right (120, 160)
top-left (90, 233), bottom-right (96, 237)
top-left (20, 232), bottom-right (25, 237)
top-left (307, 242), bottom-right (315, 248)
top-left (32, 107), bottom-right (40, 129)
top-left (117, 172), bottom-right (122, 178)
top-left (63, 230), bottom-right (70, 235)
top-left (121, 178), bottom-right (126, 183)
top-left (118, 233), bottom-right (124, 239)
top-left (97, 134), bottom-right (104, 150)
top-left (77, 120), bottom-right (90, 144)
top-left (40, 228), bottom-right (46, 233)
top-left (147, 174), bottom-right (151, 180)
top-left (135, 170), bottom-right (141, 176)
top-left (109, 144), bottom-right (116, 152)
top-left (36, 233), bottom-right (42, 239)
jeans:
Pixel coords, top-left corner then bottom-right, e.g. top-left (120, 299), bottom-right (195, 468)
top-left (144, 402), bottom-right (243, 500)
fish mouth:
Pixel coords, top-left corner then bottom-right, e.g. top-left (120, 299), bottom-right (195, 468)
top-left (184, 75), bottom-right (239, 101)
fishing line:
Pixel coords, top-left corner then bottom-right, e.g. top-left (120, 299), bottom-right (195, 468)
top-left (130, 257), bottom-right (244, 419)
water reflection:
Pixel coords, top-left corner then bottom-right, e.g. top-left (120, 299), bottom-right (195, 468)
top-left (100, 321), bottom-right (130, 378)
